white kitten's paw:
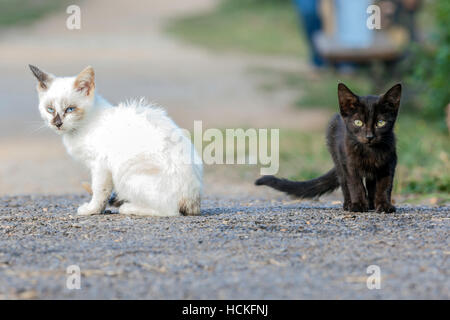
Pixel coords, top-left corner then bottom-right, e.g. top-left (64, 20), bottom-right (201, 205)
top-left (77, 202), bottom-right (102, 216)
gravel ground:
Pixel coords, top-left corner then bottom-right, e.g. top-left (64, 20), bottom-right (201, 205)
top-left (0, 194), bottom-right (448, 299)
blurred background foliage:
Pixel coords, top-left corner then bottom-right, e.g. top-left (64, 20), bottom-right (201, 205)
top-left (402, 0), bottom-right (449, 124)
top-left (0, 0), bottom-right (68, 26)
top-left (168, 0), bottom-right (449, 201)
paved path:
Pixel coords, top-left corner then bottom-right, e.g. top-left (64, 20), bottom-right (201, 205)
top-left (0, 195), bottom-right (448, 299)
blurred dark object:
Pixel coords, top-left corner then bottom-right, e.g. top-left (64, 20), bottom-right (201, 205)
top-left (292, 0), bottom-right (412, 72)
top-left (377, 0), bottom-right (423, 41)
top-left (315, 32), bottom-right (403, 63)
top-left (310, 0), bottom-right (407, 88)
top-left (314, 0), bottom-right (411, 66)
top-left (293, 0), bottom-right (324, 67)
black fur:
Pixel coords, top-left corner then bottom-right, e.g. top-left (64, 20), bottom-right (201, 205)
top-left (256, 83), bottom-right (402, 213)
top-left (255, 169), bottom-right (339, 198)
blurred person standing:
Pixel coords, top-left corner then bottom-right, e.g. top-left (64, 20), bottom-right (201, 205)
top-left (335, 0), bottom-right (373, 48)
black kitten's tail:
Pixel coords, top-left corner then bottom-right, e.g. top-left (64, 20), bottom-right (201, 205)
top-left (255, 168), bottom-right (339, 198)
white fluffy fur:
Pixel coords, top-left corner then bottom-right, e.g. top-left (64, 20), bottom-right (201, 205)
top-left (32, 66), bottom-right (202, 216)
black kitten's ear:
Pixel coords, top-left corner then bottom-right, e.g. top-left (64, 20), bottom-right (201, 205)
top-left (338, 83), bottom-right (358, 116)
top-left (29, 64), bottom-right (53, 91)
top-left (382, 83), bottom-right (402, 109)
top-left (74, 66), bottom-right (95, 97)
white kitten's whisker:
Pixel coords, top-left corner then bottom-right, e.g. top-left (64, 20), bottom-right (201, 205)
top-left (25, 123), bottom-right (48, 135)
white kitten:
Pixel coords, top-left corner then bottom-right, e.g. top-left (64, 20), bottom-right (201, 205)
top-left (30, 65), bottom-right (202, 216)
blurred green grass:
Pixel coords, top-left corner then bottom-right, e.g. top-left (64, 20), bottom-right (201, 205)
top-left (0, 0), bottom-right (67, 27)
top-left (166, 0), bottom-right (307, 57)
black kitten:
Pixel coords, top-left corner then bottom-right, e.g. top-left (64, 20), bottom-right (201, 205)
top-left (256, 83), bottom-right (402, 213)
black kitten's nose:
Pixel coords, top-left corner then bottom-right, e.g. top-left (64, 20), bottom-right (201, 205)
top-left (366, 134), bottom-right (374, 142)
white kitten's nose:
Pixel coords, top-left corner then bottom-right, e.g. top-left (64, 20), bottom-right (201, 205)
top-left (52, 114), bottom-right (63, 128)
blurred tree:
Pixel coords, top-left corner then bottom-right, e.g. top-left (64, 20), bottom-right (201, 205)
top-left (406, 0), bottom-right (449, 125)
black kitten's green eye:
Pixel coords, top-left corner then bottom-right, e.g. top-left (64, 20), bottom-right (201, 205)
top-left (377, 120), bottom-right (386, 127)
top-left (354, 119), bottom-right (363, 127)
top-left (47, 106), bottom-right (55, 113)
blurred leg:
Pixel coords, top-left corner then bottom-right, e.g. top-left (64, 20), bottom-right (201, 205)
top-left (293, 0), bottom-right (324, 67)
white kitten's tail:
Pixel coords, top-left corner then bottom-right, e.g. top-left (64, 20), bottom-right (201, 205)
top-left (178, 196), bottom-right (201, 216)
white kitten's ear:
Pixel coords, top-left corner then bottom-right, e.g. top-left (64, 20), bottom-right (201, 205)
top-left (74, 66), bottom-right (95, 96)
top-left (29, 65), bottom-right (53, 91)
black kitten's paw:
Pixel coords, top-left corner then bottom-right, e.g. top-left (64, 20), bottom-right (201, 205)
top-left (348, 202), bottom-right (369, 212)
top-left (368, 201), bottom-right (375, 210)
top-left (343, 201), bottom-right (351, 211)
top-left (376, 202), bottom-right (396, 213)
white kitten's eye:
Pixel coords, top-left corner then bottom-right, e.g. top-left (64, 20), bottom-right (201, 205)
top-left (47, 106), bottom-right (55, 113)
top-left (65, 106), bottom-right (76, 114)
top-left (354, 119), bottom-right (363, 127)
